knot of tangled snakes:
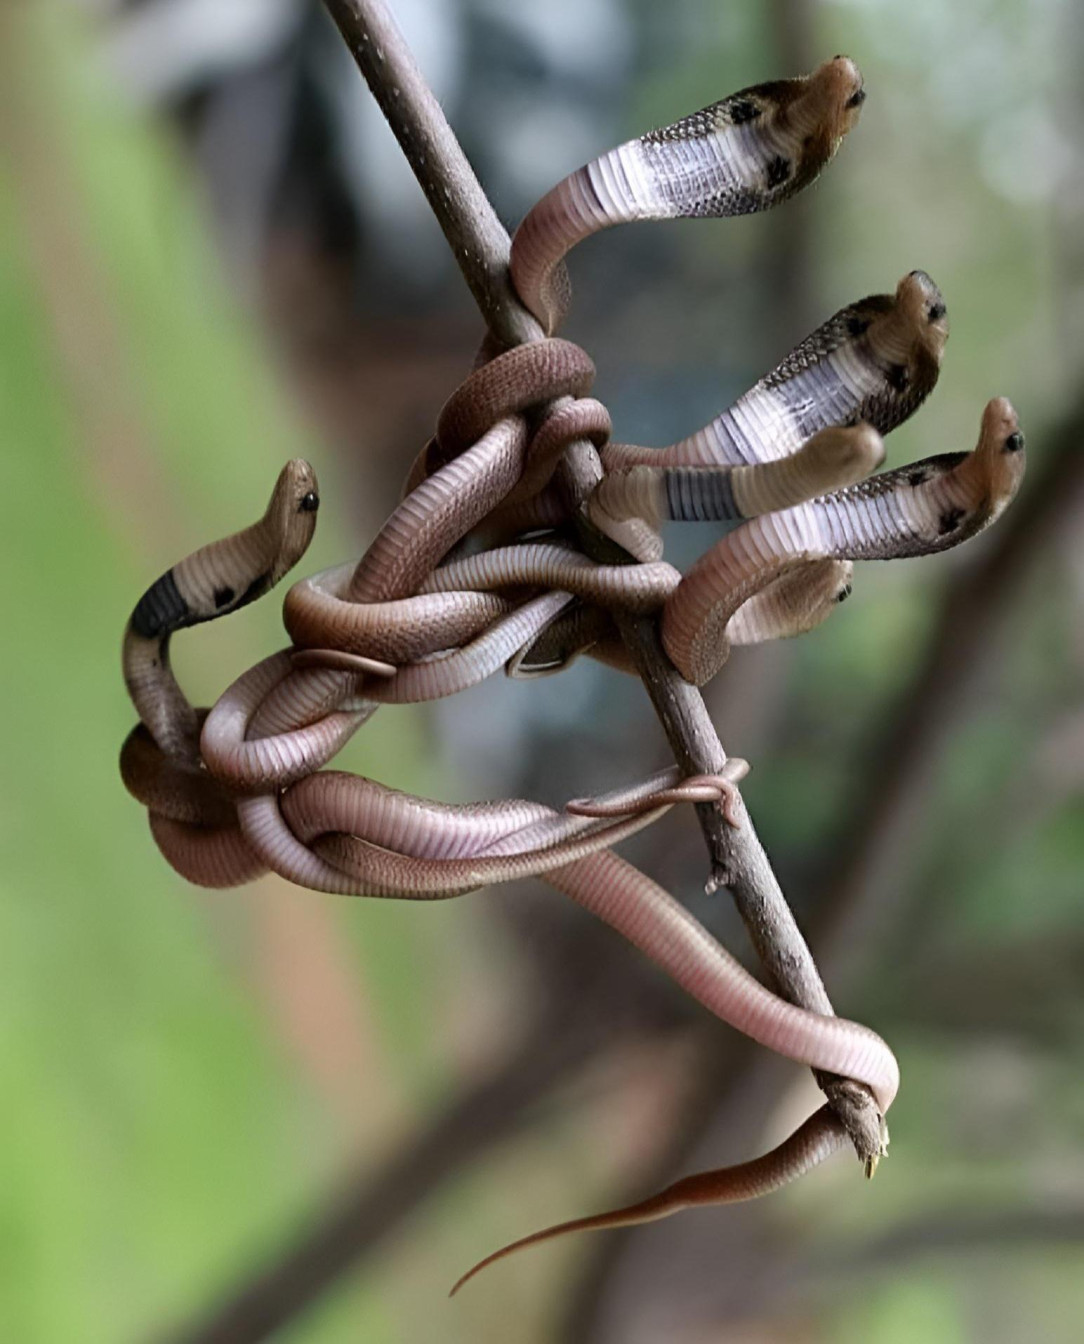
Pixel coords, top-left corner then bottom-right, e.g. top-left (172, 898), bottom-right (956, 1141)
top-left (118, 57), bottom-right (1029, 1289)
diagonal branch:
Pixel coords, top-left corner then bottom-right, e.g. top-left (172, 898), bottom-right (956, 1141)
top-left (321, 0), bottom-right (883, 1163)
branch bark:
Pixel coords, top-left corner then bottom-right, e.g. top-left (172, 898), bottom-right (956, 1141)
top-left (321, 0), bottom-right (883, 1162)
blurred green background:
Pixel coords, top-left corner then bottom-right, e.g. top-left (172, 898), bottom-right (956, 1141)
top-left (2, 2), bottom-right (1082, 1342)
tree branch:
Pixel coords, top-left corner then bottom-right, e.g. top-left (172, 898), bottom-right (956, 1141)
top-left (320, 0), bottom-right (883, 1163)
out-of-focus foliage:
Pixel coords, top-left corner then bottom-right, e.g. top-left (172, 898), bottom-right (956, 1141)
top-left (3, 1), bottom-right (1082, 1342)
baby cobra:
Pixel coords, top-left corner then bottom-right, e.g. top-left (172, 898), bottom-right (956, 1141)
top-left (599, 270), bottom-right (949, 476)
top-left (590, 272), bottom-right (947, 560)
top-left (122, 459), bottom-right (320, 763)
top-left (120, 461), bottom-right (325, 886)
top-left (510, 56), bottom-right (867, 332)
top-left (663, 399), bottom-right (1026, 684)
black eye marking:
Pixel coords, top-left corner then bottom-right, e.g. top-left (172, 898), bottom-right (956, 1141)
top-left (927, 301), bottom-right (947, 322)
top-left (299, 492), bottom-right (319, 513)
top-left (837, 584), bottom-right (853, 603)
top-left (846, 314), bottom-right (871, 338)
top-left (886, 363), bottom-right (910, 393)
top-left (213, 585), bottom-right (236, 609)
top-left (766, 155), bottom-right (791, 189)
top-left (845, 87), bottom-right (867, 109)
top-left (905, 465), bottom-right (932, 487)
top-left (938, 507), bottom-right (965, 535)
top-left (1004, 431), bottom-right (1025, 453)
top-left (729, 97), bottom-right (760, 125)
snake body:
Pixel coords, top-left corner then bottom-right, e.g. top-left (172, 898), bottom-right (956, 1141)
top-left (509, 556), bottom-right (857, 678)
top-left (663, 398), bottom-right (1025, 684)
top-left (120, 461), bottom-right (321, 884)
top-left (117, 57), bottom-right (1029, 1288)
top-left (450, 843), bottom-right (899, 1294)
top-left (511, 56), bottom-right (866, 333)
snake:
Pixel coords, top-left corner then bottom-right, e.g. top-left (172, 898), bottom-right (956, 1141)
top-left (120, 461), bottom-right (325, 884)
top-left (117, 56), bottom-right (1028, 1287)
top-left (122, 459), bottom-right (320, 764)
top-left (510, 55), bottom-right (867, 333)
top-left (496, 266), bottom-right (947, 671)
top-left (662, 398), bottom-right (1026, 684)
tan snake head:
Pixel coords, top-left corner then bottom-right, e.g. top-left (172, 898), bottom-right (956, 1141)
top-left (954, 396), bottom-right (1026, 525)
top-left (264, 458), bottom-right (321, 584)
top-left (853, 270), bottom-right (949, 403)
top-left (725, 422), bottom-right (884, 518)
top-left (725, 558), bottom-right (855, 648)
top-left (786, 55), bottom-right (866, 147)
top-left (893, 269), bottom-right (950, 362)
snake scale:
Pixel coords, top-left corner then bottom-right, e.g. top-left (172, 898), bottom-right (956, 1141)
top-left (118, 58), bottom-right (1025, 1290)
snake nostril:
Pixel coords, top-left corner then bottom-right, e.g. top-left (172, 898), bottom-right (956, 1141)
top-left (299, 492), bottom-right (320, 513)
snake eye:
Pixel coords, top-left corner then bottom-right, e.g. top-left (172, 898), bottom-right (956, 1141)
top-left (299, 492), bottom-right (320, 513)
top-left (1004, 431), bottom-right (1025, 453)
top-left (837, 584), bottom-right (853, 603)
top-left (845, 87), bottom-right (867, 109)
top-left (927, 301), bottom-right (947, 323)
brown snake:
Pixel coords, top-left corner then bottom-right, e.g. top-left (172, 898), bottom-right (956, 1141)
top-left (117, 59), bottom-right (1027, 1289)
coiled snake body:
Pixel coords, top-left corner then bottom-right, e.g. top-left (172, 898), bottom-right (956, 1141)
top-left (118, 59), bottom-right (1026, 1290)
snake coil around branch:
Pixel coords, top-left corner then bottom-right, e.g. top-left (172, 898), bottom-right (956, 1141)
top-left (118, 52), bottom-right (1025, 1292)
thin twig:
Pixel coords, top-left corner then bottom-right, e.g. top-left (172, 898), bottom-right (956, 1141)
top-left (321, 0), bottom-right (883, 1163)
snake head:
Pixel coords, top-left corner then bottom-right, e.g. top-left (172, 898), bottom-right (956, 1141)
top-left (265, 459), bottom-right (320, 582)
top-left (962, 397), bottom-right (1026, 525)
top-left (895, 270), bottom-right (950, 362)
top-left (726, 558), bottom-right (854, 648)
top-left (789, 56), bottom-right (866, 144)
top-left (851, 271), bottom-right (948, 427)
